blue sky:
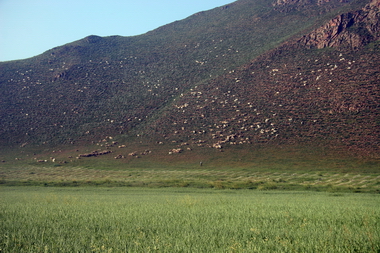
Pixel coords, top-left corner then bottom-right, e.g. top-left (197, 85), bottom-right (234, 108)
top-left (0, 0), bottom-right (233, 62)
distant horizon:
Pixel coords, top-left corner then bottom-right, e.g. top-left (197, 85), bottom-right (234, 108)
top-left (0, 0), bottom-right (233, 62)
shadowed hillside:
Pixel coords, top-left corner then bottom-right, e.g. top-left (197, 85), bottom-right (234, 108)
top-left (0, 0), bottom-right (379, 159)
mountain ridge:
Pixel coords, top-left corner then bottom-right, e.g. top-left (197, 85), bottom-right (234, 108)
top-left (0, 0), bottom-right (379, 158)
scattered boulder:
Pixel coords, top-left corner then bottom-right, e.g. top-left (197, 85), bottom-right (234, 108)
top-left (212, 143), bottom-right (223, 149)
top-left (169, 148), bottom-right (183, 154)
top-left (114, 154), bottom-right (125, 159)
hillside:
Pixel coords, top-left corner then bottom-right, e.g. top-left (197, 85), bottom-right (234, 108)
top-left (0, 0), bottom-right (379, 159)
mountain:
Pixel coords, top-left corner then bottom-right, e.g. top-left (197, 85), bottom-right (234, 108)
top-left (0, 0), bottom-right (379, 158)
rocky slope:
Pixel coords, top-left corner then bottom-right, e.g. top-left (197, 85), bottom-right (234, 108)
top-left (147, 0), bottom-right (380, 155)
top-left (298, 0), bottom-right (380, 49)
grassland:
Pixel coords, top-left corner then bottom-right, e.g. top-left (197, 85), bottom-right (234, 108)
top-left (1, 187), bottom-right (379, 252)
top-left (1, 144), bottom-right (379, 192)
top-left (1, 145), bottom-right (379, 252)
top-left (2, 164), bottom-right (380, 192)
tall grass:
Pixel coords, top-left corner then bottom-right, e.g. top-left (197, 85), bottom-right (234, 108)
top-left (1, 187), bottom-right (379, 252)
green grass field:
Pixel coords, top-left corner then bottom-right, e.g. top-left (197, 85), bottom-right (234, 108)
top-left (1, 144), bottom-right (380, 192)
top-left (1, 187), bottom-right (379, 252)
top-left (1, 145), bottom-right (379, 251)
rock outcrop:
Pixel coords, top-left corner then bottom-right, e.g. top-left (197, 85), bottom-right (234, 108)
top-left (298, 0), bottom-right (380, 49)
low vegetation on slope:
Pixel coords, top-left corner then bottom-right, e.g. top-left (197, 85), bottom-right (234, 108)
top-left (0, 0), bottom-right (376, 154)
top-left (149, 43), bottom-right (380, 155)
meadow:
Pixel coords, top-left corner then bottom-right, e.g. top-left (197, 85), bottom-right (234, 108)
top-left (1, 187), bottom-right (379, 252)
top-left (1, 144), bottom-right (380, 193)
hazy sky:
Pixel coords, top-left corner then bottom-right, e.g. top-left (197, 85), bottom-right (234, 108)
top-left (0, 0), bottom-right (233, 62)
